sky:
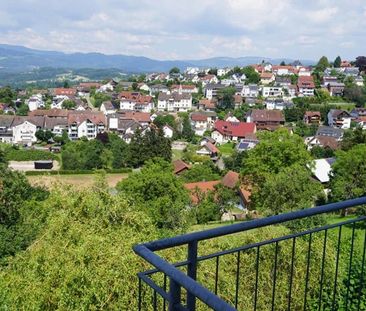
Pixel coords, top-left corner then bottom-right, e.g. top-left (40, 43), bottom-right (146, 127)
top-left (0, 0), bottom-right (365, 61)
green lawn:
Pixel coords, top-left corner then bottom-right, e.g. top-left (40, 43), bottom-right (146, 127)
top-left (172, 149), bottom-right (184, 160)
top-left (218, 142), bottom-right (236, 156)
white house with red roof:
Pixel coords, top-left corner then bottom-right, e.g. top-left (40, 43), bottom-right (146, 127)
top-left (211, 120), bottom-right (257, 144)
top-left (119, 92), bottom-right (153, 113)
top-left (68, 111), bottom-right (106, 140)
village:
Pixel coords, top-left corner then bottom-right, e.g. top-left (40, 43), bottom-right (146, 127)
top-left (0, 56), bottom-right (366, 218)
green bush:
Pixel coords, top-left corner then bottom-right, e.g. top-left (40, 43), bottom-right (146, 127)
top-left (5, 148), bottom-right (59, 161)
top-left (25, 168), bottom-right (132, 176)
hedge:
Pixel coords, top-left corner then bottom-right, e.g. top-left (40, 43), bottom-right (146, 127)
top-left (5, 149), bottom-right (59, 161)
top-left (25, 168), bottom-right (132, 176)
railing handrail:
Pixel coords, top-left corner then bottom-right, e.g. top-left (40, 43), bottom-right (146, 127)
top-left (133, 244), bottom-right (237, 311)
top-left (141, 196), bottom-right (366, 251)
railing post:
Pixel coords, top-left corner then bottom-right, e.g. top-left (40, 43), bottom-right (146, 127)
top-left (187, 241), bottom-right (198, 311)
top-left (169, 279), bottom-right (181, 311)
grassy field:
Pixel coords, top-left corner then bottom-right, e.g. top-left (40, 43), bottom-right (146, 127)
top-left (218, 142), bottom-right (236, 156)
top-left (172, 149), bottom-right (184, 160)
top-left (28, 173), bottom-right (128, 189)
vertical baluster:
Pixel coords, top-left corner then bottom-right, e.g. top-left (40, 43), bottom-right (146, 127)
top-left (254, 246), bottom-right (260, 311)
top-left (345, 222), bottom-right (356, 310)
top-left (214, 256), bottom-right (220, 296)
top-left (163, 274), bottom-right (167, 311)
top-left (357, 225), bottom-right (366, 311)
top-left (169, 280), bottom-right (181, 311)
top-left (303, 233), bottom-right (312, 311)
top-left (138, 277), bottom-right (142, 311)
top-left (153, 289), bottom-right (157, 311)
top-left (272, 242), bottom-right (279, 311)
top-left (235, 251), bottom-right (241, 309)
top-left (332, 225), bottom-right (343, 310)
top-left (187, 241), bottom-right (198, 311)
top-left (287, 238), bottom-right (296, 311)
top-left (318, 229), bottom-right (328, 310)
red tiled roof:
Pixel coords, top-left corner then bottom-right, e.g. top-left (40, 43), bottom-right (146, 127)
top-left (119, 111), bottom-right (151, 123)
top-left (28, 109), bottom-right (69, 118)
top-left (221, 171), bottom-right (239, 189)
top-left (304, 111), bottom-right (321, 118)
top-left (184, 180), bottom-right (221, 204)
top-left (171, 84), bottom-right (196, 90)
top-left (205, 142), bottom-right (219, 154)
top-left (249, 109), bottom-right (285, 123)
top-left (298, 76), bottom-right (315, 88)
top-left (260, 72), bottom-right (274, 79)
top-left (54, 88), bottom-right (77, 96)
top-left (214, 120), bottom-right (256, 138)
top-left (173, 159), bottom-right (190, 175)
top-left (119, 91), bottom-right (153, 105)
top-left (68, 111), bottom-right (106, 126)
top-left (199, 99), bottom-right (216, 109)
top-left (191, 113), bottom-right (208, 122)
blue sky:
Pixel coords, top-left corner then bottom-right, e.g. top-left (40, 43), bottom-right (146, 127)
top-left (0, 0), bottom-right (365, 61)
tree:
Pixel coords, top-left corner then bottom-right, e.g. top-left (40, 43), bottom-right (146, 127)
top-left (132, 82), bottom-right (138, 91)
top-left (242, 66), bottom-right (260, 84)
top-left (0, 86), bottom-right (16, 104)
top-left (253, 164), bottom-right (323, 215)
top-left (334, 56), bottom-right (342, 68)
top-left (341, 127), bottom-right (366, 151)
top-left (310, 146), bottom-right (335, 159)
top-left (35, 130), bottom-right (54, 142)
top-left (241, 128), bottom-right (312, 186)
top-left (280, 61), bottom-right (286, 66)
top-left (16, 104), bottom-right (29, 116)
top-left (316, 56), bottom-right (330, 72)
top-left (61, 99), bottom-right (76, 109)
top-left (169, 67), bottom-right (180, 75)
top-left (355, 56), bottom-right (366, 72)
top-left (117, 158), bottom-right (189, 229)
top-left (330, 144), bottom-right (366, 201)
top-left (181, 114), bottom-right (195, 142)
top-left (63, 80), bottom-right (70, 88)
top-left (180, 161), bottom-right (221, 182)
top-left (343, 85), bottom-right (366, 107)
top-left (216, 87), bottom-right (236, 111)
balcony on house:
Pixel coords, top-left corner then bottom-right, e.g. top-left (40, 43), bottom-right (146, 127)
top-left (134, 197), bottom-right (366, 310)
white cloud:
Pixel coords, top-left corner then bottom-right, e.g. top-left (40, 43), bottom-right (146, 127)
top-left (0, 0), bottom-right (364, 60)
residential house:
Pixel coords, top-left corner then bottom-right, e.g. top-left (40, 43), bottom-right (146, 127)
top-left (190, 112), bottom-right (217, 136)
top-left (327, 82), bottom-right (345, 96)
top-left (311, 158), bottom-right (336, 183)
top-left (304, 111), bottom-right (321, 125)
top-left (204, 83), bottom-right (226, 100)
top-left (28, 109), bottom-right (69, 119)
top-left (260, 72), bottom-right (275, 85)
top-left (117, 111), bottom-right (152, 126)
top-left (12, 116), bottom-right (44, 146)
top-left (241, 84), bottom-right (259, 98)
top-left (350, 107), bottom-right (366, 119)
top-left (272, 66), bottom-right (296, 76)
top-left (44, 116), bottom-right (68, 136)
top-left (54, 88), bottom-right (77, 96)
top-left (163, 125), bottom-right (174, 138)
top-left (297, 76), bottom-right (315, 97)
top-left (119, 92), bottom-right (154, 113)
top-left (316, 126), bottom-right (344, 140)
top-left (343, 67), bottom-right (359, 77)
top-left (0, 115), bottom-right (14, 143)
top-left (236, 138), bottom-right (259, 152)
top-left (355, 76), bottom-right (364, 87)
top-left (246, 109), bottom-right (285, 131)
top-left (224, 113), bottom-right (240, 123)
top-left (262, 86), bottom-right (283, 98)
top-left (171, 84), bottom-right (198, 94)
top-left (100, 101), bottom-right (117, 115)
top-left (139, 83), bottom-right (150, 92)
top-left (327, 109), bottom-right (352, 129)
top-left (211, 120), bottom-right (256, 144)
top-left (157, 93), bottom-right (192, 112)
top-left (68, 111), bottom-right (106, 140)
top-left (199, 74), bottom-right (219, 86)
top-left (196, 142), bottom-right (219, 160)
top-left (275, 76), bottom-right (292, 87)
top-left (198, 98), bottom-right (216, 111)
top-left (98, 80), bottom-right (118, 92)
top-left (149, 84), bottom-right (169, 95)
top-left (306, 126), bottom-right (344, 150)
top-left (322, 76), bottom-right (338, 87)
top-left (173, 159), bottom-right (190, 175)
top-left (233, 94), bottom-right (243, 109)
top-left (27, 94), bottom-right (45, 111)
top-left (265, 99), bottom-right (293, 111)
top-left (298, 68), bottom-right (312, 76)
top-left (285, 85), bottom-right (297, 98)
top-left (217, 68), bottom-right (231, 77)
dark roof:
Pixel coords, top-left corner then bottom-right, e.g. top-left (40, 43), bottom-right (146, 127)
top-left (0, 115), bottom-right (15, 127)
top-left (221, 171), bottom-right (239, 189)
top-left (173, 159), bottom-right (190, 175)
top-left (316, 126), bottom-right (343, 139)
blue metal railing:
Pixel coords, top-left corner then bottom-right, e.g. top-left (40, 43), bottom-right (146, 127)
top-left (133, 197), bottom-right (366, 310)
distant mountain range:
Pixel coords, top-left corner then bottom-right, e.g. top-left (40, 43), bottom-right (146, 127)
top-left (0, 44), bottom-right (315, 73)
